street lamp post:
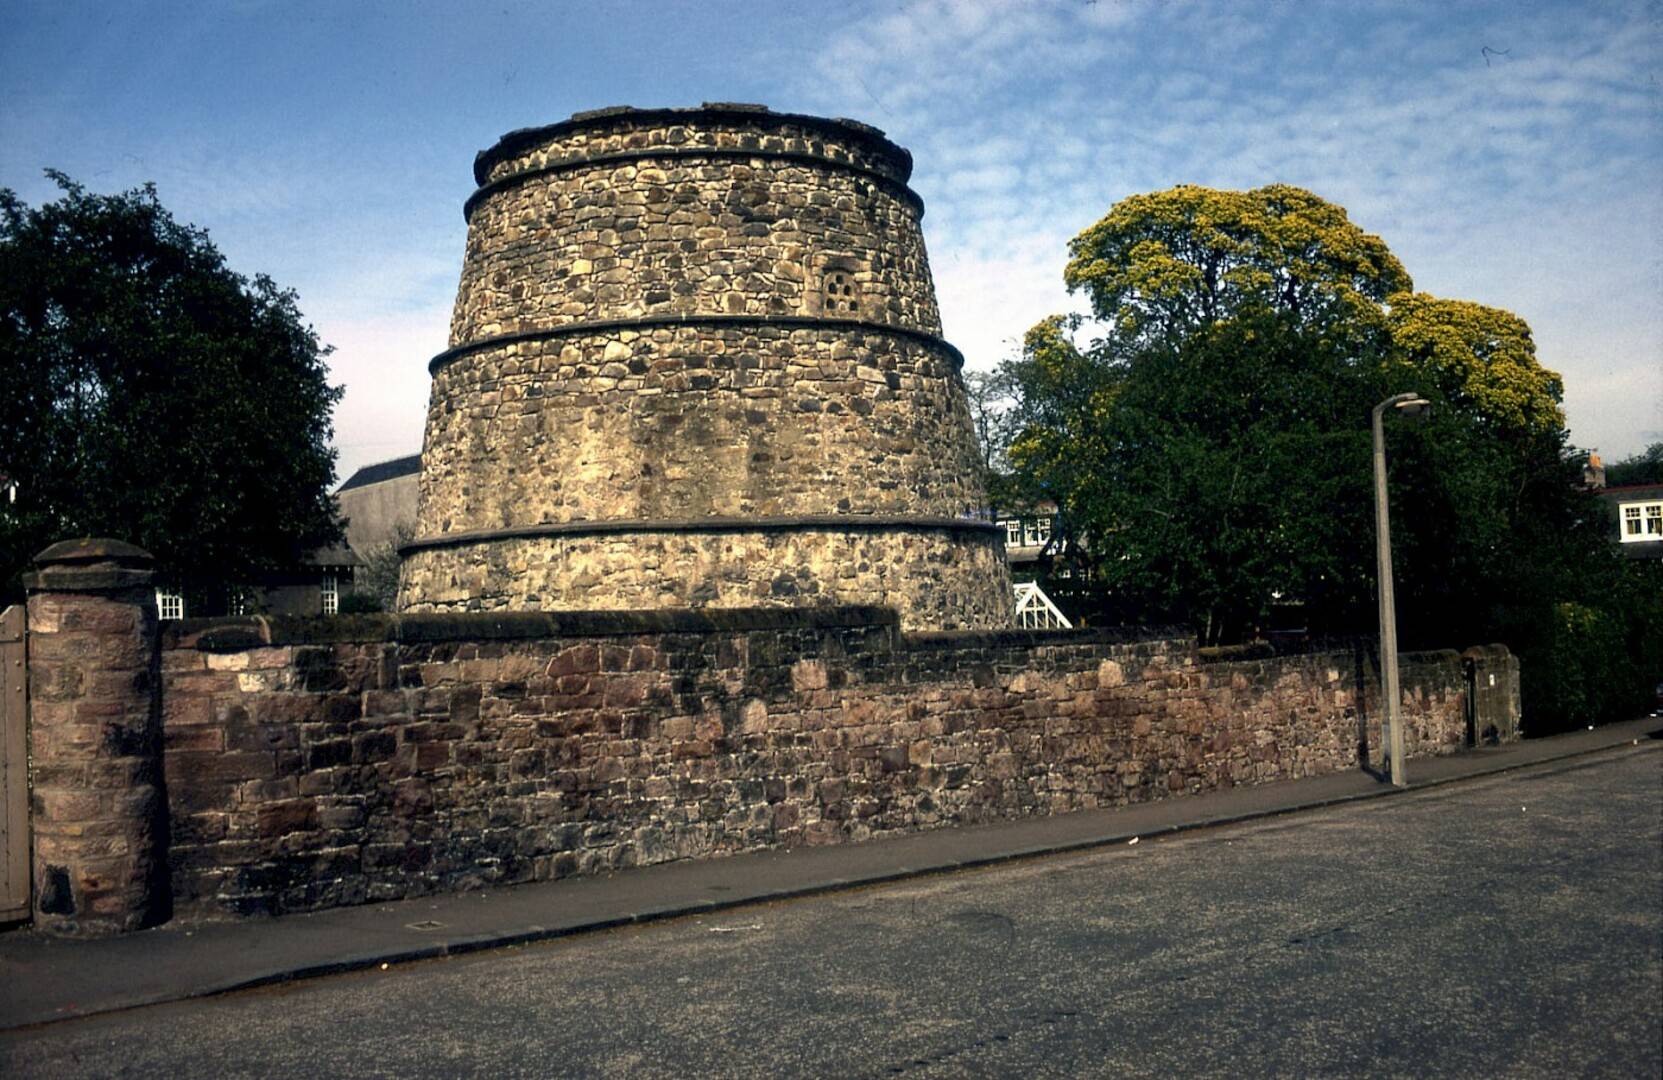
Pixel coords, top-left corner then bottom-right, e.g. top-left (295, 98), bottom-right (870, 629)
top-left (1372, 392), bottom-right (1429, 788)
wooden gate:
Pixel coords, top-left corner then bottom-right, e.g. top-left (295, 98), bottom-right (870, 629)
top-left (0, 604), bottom-right (28, 922)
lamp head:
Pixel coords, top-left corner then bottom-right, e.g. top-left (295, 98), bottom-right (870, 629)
top-left (1395, 396), bottom-right (1431, 419)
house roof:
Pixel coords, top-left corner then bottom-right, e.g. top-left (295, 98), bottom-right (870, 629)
top-left (337, 454), bottom-right (421, 493)
top-left (1599, 483), bottom-right (1663, 501)
top-left (303, 545), bottom-right (363, 567)
top-left (992, 501), bottom-right (1059, 518)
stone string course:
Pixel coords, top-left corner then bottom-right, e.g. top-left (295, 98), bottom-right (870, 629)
top-left (155, 612), bottom-right (1511, 919)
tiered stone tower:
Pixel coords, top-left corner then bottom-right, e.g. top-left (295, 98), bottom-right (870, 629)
top-left (398, 104), bottom-right (1012, 629)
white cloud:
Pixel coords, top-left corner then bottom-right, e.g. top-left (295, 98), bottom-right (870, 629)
top-left (17, 0), bottom-right (1648, 476)
top-left (790, 0), bottom-right (1662, 456)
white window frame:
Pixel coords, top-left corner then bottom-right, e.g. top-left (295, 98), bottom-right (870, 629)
top-left (1024, 517), bottom-right (1052, 548)
top-left (1003, 519), bottom-right (1022, 546)
top-left (321, 574), bottom-right (339, 615)
top-left (1620, 501), bottom-right (1663, 542)
top-left (1013, 581), bottom-right (1072, 630)
top-left (155, 589), bottom-right (185, 620)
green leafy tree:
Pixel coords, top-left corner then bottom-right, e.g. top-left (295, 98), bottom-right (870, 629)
top-left (1011, 309), bottom-right (1378, 641)
top-left (353, 521), bottom-right (414, 612)
top-left (1007, 184), bottom-right (1655, 727)
top-left (1384, 293), bottom-right (1563, 436)
top-left (0, 173), bottom-right (343, 598)
top-left (1013, 185), bottom-right (1425, 638)
top-left (963, 365), bottom-right (1033, 511)
top-left (1370, 292), bottom-right (1585, 647)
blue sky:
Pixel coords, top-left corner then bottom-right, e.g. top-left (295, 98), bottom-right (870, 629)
top-left (4, 0), bottom-right (1658, 482)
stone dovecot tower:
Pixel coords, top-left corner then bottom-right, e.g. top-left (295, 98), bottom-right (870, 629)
top-left (398, 104), bottom-right (1013, 629)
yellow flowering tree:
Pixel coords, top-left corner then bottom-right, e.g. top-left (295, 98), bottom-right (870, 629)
top-left (1384, 293), bottom-right (1564, 436)
top-left (1003, 184), bottom-right (1659, 724)
top-left (1064, 184), bottom-right (1410, 343)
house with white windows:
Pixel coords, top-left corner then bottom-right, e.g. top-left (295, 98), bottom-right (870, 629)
top-left (995, 502), bottom-right (1058, 573)
top-left (153, 546), bottom-right (361, 620)
top-left (1600, 483), bottom-right (1663, 560)
top-left (151, 453), bottom-right (423, 619)
top-left (992, 501), bottom-right (1074, 628)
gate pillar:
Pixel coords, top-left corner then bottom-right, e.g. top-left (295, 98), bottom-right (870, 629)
top-left (23, 539), bottom-right (170, 936)
top-left (1, 605), bottom-right (28, 921)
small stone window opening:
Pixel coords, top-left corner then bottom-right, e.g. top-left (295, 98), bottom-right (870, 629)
top-left (824, 271), bottom-right (859, 316)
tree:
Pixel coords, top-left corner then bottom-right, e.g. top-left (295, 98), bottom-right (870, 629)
top-left (1606, 442), bottom-right (1663, 486)
top-left (353, 522), bottom-right (414, 612)
top-left (0, 173), bottom-right (342, 598)
top-left (1006, 183), bottom-right (1651, 719)
top-left (1063, 183), bottom-right (1410, 346)
top-left (962, 366), bottom-right (1034, 511)
top-left (1010, 308), bottom-right (1379, 641)
top-left (1384, 293), bottom-right (1563, 436)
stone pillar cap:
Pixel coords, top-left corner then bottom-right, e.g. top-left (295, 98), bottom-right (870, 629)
top-left (24, 538), bottom-right (156, 593)
top-left (33, 537), bottom-right (155, 568)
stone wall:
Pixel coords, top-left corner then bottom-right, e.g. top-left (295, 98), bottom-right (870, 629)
top-left (401, 525), bottom-right (1010, 629)
top-left (153, 609), bottom-right (1512, 920)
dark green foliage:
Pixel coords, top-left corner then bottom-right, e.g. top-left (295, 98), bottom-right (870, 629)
top-left (1495, 561), bottom-right (1663, 732)
top-left (355, 522), bottom-right (412, 613)
top-left (1004, 184), bottom-right (1657, 727)
top-left (0, 173), bottom-right (342, 597)
top-left (1605, 442), bottom-right (1663, 487)
top-left (1381, 392), bottom-right (1658, 734)
top-left (337, 591), bottom-right (385, 614)
top-left (1011, 311), bottom-right (1381, 643)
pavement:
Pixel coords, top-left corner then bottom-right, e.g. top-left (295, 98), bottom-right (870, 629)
top-left (3, 716), bottom-right (1659, 1032)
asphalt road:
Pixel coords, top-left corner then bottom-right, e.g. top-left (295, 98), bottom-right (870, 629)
top-left (4, 747), bottom-right (1659, 1078)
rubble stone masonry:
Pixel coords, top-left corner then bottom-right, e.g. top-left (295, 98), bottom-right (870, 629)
top-left (401, 106), bottom-right (1011, 628)
top-left (23, 540), bottom-right (170, 936)
top-left (154, 609), bottom-right (1517, 919)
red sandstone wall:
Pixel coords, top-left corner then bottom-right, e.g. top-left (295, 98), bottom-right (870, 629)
top-left (153, 612), bottom-right (1503, 919)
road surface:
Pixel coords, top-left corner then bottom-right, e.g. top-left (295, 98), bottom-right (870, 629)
top-left (3, 747), bottom-right (1659, 1077)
